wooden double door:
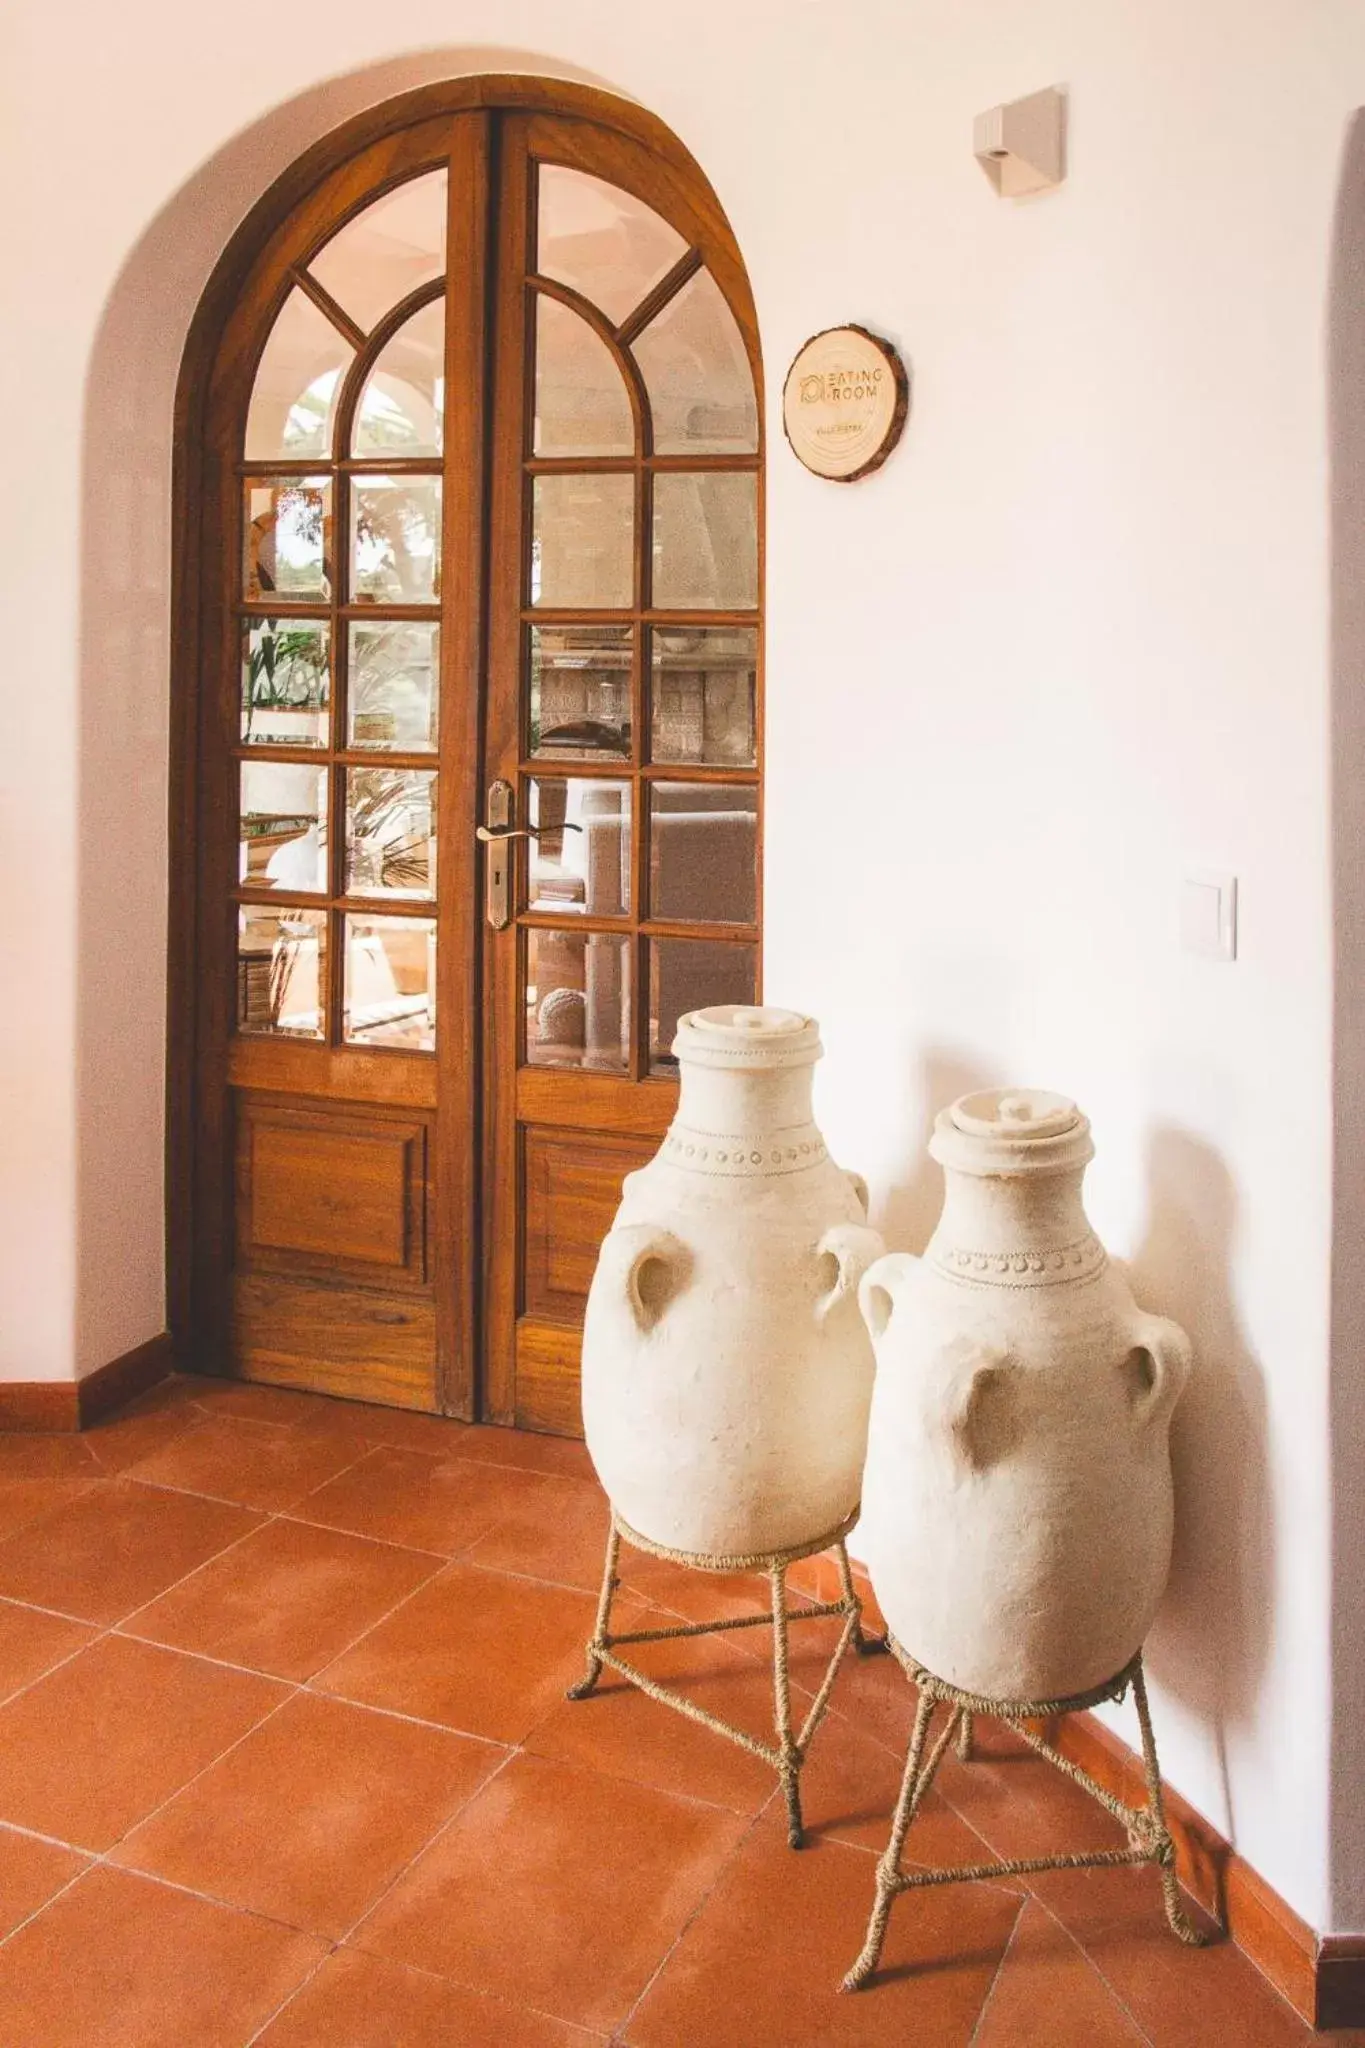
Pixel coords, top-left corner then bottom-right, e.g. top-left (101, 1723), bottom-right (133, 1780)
top-left (180, 87), bottom-right (763, 1431)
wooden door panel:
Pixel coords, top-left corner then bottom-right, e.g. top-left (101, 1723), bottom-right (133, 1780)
top-left (231, 1272), bottom-right (437, 1410)
top-left (234, 1098), bottom-right (429, 1286)
top-left (522, 1126), bottom-right (656, 1323)
top-left (515, 1067), bottom-right (674, 1136)
top-left (227, 1036), bottom-right (437, 1110)
top-left (513, 1323), bottom-right (586, 1437)
top-left (231, 1095), bottom-right (437, 1406)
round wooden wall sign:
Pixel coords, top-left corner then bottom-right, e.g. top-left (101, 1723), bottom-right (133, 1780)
top-left (781, 326), bottom-right (908, 482)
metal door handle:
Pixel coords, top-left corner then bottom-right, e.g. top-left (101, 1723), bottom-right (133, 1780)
top-left (483, 779), bottom-right (515, 930)
top-left (476, 823), bottom-right (581, 842)
top-left (480, 778), bottom-right (584, 930)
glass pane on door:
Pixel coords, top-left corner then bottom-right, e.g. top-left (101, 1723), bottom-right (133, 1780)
top-left (652, 473), bottom-right (758, 610)
top-left (527, 777), bottom-right (631, 916)
top-left (536, 167), bottom-right (687, 326)
top-left (237, 907), bottom-right (326, 1038)
top-left (650, 627), bottom-right (756, 765)
top-left (649, 783), bottom-right (757, 923)
top-left (632, 268), bottom-right (757, 454)
top-left (309, 170), bottom-right (448, 335)
top-left (351, 477), bottom-right (442, 602)
top-left (533, 295), bottom-right (634, 456)
top-left (241, 620), bottom-right (331, 747)
top-left (239, 762), bottom-right (328, 890)
top-left (347, 622), bottom-right (439, 750)
top-left (243, 479), bottom-right (331, 602)
top-left (343, 913), bottom-right (436, 1049)
top-left (344, 766), bottom-right (437, 898)
top-left (245, 288), bottom-right (352, 460)
top-left (649, 937), bottom-right (758, 1070)
top-left (531, 474), bottom-right (633, 608)
top-left (529, 625), bottom-right (632, 760)
top-left (525, 928), bottom-right (630, 1071)
top-left (352, 297), bottom-right (446, 457)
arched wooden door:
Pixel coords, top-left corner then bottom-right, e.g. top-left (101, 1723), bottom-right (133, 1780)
top-left (175, 85), bottom-right (763, 1431)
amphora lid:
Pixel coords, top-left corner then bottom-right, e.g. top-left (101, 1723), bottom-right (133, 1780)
top-left (930, 1086), bottom-right (1093, 1176)
top-left (672, 1005), bottom-right (821, 1071)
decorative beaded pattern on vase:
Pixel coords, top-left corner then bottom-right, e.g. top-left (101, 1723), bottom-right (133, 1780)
top-left (928, 1232), bottom-right (1107, 1289)
top-left (660, 1125), bottom-right (829, 1179)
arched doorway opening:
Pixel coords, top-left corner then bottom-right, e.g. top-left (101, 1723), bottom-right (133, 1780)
top-left (171, 79), bottom-right (763, 1431)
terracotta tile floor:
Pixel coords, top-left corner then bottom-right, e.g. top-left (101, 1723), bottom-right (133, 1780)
top-left (0, 1374), bottom-right (1357, 2045)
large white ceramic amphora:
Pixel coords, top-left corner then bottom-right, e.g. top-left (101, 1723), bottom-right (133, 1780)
top-left (581, 1006), bottom-right (885, 1558)
top-left (857, 1088), bottom-right (1192, 1701)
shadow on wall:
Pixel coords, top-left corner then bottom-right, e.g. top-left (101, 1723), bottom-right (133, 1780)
top-left (878, 1049), bottom-right (994, 1254)
top-left (1328, 106), bottom-right (1365, 1934)
top-left (1129, 1128), bottom-right (1272, 1852)
top-left (72, 45), bottom-right (621, 1372)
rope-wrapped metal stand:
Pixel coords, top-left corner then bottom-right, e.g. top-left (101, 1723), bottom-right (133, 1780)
top-left (567, 1509), bottom-right (877, 1848)
top-left (842, 1637), bottom-right (1208, 1991)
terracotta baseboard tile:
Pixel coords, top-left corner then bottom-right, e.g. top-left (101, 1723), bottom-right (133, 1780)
top-left (0, 1335), bottom-right (174, 1435)
top-left (1056, 1706), bottom-right (1361, 2030)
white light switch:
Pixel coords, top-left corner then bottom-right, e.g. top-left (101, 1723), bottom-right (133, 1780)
top-left (1181, 872), bottom-right (1238, 962)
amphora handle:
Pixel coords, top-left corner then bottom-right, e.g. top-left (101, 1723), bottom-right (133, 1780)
top-left (1121, 1312), bottom-right (1192, 1432)
top-left (859, 1259), bottom-right (1017, 1472)
top-left (857, 1251), bottom-right (921, 1339)
top-left (815, 1223), bottom-right (885, 1324)
top-left (594, 1224), bottom-right (690, 1335)
top-left (931, 1337), bottom-right (1018, 1474)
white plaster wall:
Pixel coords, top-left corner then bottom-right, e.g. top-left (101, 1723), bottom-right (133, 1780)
top-left (2, 0), bottom-right (1362, 1933)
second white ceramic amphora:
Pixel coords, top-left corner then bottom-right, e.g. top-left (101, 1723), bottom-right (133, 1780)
top-left (857, 1088), bottom-right (1192, 1701)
